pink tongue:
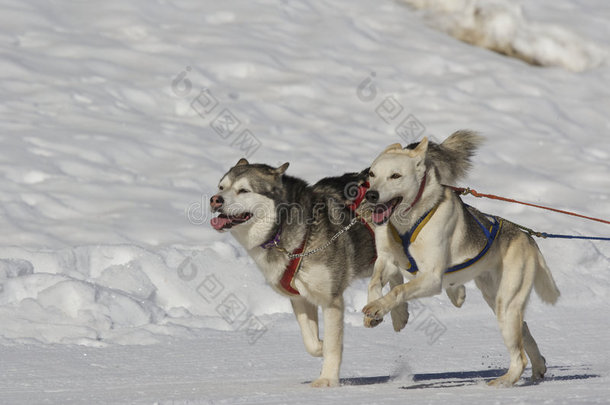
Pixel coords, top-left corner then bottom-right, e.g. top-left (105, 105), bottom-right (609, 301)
top-left (211, 216), bottom-right (232, 230)
top-left (371, 206), bottom-right (391, 224)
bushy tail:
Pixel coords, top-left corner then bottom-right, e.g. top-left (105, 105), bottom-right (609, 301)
top-left (533, 250), bottom-right (560, 304)
top-left (430, 130), bottom-right (484, 184)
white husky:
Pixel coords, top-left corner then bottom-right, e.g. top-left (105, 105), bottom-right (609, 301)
top-left (361, 131), bottom-right (560, 387)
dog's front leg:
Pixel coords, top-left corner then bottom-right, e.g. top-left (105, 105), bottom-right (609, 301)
top-left (388, 271), bottom-right (409, 332)
top-left (364, 257), bottom-right (386, 328)
top-left (363, 272), bottom-right (443, 321)
top-left (445, 284), bottom-right (466, 308)
top-left (291, 298), bottom-right (323, 357)
top-left (364, 257), bottom-right (409, 331)
top-left (311, 295), bottom-right (344, 388)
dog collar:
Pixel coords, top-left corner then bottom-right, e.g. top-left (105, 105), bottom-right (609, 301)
top-left (402, 171), bottom-right (427, 214)
top-left (260, 226), bottom-right (282, 250)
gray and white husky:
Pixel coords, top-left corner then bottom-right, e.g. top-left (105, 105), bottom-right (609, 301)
top-left (210, 158), bottom-right (376, 387)
top-left (361, 131), bottom-right (561, 387)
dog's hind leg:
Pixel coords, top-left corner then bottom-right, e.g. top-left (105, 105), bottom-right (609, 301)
top-left (474, 272), bottom-right (498, 312)
top-left (488, 244), bottom-right (538, 387)
top-left (476, 270), bottom-right (527, 387)
top-left (291, 298), bottom-right (323, 357)
top-left (475, 275), bottom-right (545, 382)
top-left (389, 272), bottom-right (409, 332)
top-left (489, 302), bottom-right (527, 387)
top-left (522, 321), bottom-right (547, 381)
top-left (312, 295), bottom-right (344, 387)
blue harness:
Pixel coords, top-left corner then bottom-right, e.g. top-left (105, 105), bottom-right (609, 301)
top-left (393, 204), bottom-right (503, 275)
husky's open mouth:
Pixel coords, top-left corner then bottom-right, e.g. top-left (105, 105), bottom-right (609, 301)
top-left (210, 212), bottom-right (252, 231)
top-left (371, 197), bottom-right (402, 225)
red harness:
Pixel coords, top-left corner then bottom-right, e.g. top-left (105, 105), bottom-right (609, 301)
top-left (351, 181), bottom-right (377, 263)
top-left (347, 181), bottom-right (369, 212)
top-left (278, 237), bottom-right (306, 296)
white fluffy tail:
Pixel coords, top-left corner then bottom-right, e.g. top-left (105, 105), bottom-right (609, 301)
top-left (534, 250), bottom-right (560, 304)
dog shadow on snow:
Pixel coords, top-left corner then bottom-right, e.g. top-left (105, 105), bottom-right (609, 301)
top-left (311, 366), bottom-right (599, 388)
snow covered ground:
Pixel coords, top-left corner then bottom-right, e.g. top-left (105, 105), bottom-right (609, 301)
top-left (1, 0), bottom-right (609, 403)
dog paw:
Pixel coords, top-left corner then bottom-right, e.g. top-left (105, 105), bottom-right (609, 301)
top-left (531, 356), bottom-right (547, 381)
top-left (487, 376), bottom-right (516, 388)
top-left (362, 300), bottom-right (389, 321)
top-left (390, 303), bottom-right (409, 332)
top-left (311, 378), bottom-right (339, 388)
top-left (363, 315), bottom-right (383, 328)
top-left (446, 285), bottom-right (466, 308)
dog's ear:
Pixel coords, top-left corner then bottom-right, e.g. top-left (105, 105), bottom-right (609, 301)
top-left (272, 162), bottom-right (289, 175)
top-left (382, 143), bottom-right (403, 154)
top-left (236, 158), bottom-right (249, 167)
top-left (407, 137), bottom-right (428, 157)
top-left (358, 167), bottom-right (370, 184)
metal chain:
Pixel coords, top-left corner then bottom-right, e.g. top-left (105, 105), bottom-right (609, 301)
top-left (496, 216), bottom-right (546, 238)
top-left (277, 216), bottom-right (361, 259)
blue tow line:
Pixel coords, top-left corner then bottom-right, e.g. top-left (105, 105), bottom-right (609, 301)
top-left (499, 218), bottom-right (610, 241)
top-left (535, 233), bottom-right (610, 241)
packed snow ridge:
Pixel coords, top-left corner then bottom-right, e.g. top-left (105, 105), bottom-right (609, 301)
top-left (401, 0), bottom-right (607, 71)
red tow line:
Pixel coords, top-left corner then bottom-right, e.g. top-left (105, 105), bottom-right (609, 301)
top-left (449, 186), bottom-right (610, 225)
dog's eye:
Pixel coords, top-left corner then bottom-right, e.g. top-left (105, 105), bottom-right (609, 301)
top-left (219, 186), bottom-right (224, 191)
top-left (237, 189), bottom-right (250, 194)
top-left (390, 173), bottom-right (402, 179)
top-left (368, 171), bottom-right (376, 178)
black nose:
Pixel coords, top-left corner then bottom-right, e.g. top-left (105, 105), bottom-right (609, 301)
top-left (210, 194), bottom-right (224, 209)
top-left (365, 190), bottom-right (379, 204)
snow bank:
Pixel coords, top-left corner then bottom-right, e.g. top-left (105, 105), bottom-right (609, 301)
top-left (1, 234), bottom-right (608, 346)
top-left (0, 245), bottom-right (290, 345)
top-left (401, 0), bottom-right (607, 71)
